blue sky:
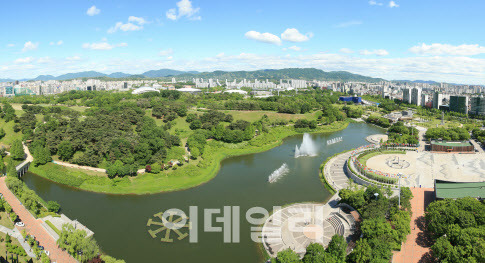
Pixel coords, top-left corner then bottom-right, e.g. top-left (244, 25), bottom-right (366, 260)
top-left (1, 0), bottom-right (485, 84)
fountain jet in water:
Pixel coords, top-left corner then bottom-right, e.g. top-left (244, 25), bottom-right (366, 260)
top-left (268, 163), bottom-right (289, 183)
top-left (295, 133), bottom-right (318, 158)
top-left (327, 136), bottom-right (343, 146)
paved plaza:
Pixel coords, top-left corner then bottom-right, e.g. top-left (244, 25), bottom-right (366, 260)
top-left (365, 151), bottom-right (485, 188)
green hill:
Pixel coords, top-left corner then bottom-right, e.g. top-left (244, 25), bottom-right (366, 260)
top-left (177, 68), bottom-right (385, 82)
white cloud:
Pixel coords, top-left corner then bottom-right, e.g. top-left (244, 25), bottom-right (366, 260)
top-left (37, 57), bottom-right (52, 64)
top-left (340, 48), bottom-right (354, 54)
top-left (287, 46), bottom-right (301, 51)
top-left (66, 56), bottom-right (81, 61)
top-left (50, 40), bottom-right (63, 46)
top-left (389, 1), bottom-right (399, 8)
top-left (86, 5), bottom-right (100, 16)
top-left (245, 31), bottom-right (282, 45)
top-left (108, 22), bottom-right (143, 33)
top-left (360, 49), bottom-right (389, 56)
top-left (82, 42), bottom-right (128, 50)
top-left (409, 43), bottom-right (485, 56)
top-left (281, 28), bottom-right (312, 42)
top-left (166, 9), bottom-right (177, 20)
top-left (22, 41), bottom-right (38, 52)
top-left (108, 16), bottom-right (147, 33)
top-left (166, 0), bottom-right (201, 21)
top-left (14, 57), bottom-right (34, 64)
top-left (159, 48), bottom-right (174, 56)
top-left (128, 16), bottom-right (148, 25)
top-left (167, 56), bottom-right (173, 60)
top-left (334, 20), bottom-right (363, 28)
top-left (7, 44), bottom-right (14, 48)
top-left (369, 0), bottom-right (383, 6)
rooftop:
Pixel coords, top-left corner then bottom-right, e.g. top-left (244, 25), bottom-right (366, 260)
top-left (430, 140), bottom-right (472, 147)
top-left (435, 180), bottom-right (485, 199)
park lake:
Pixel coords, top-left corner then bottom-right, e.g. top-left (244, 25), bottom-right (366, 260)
top-left (22, 123), bottom-right (384, 263)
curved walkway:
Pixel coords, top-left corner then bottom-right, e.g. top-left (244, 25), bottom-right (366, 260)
top-left (0, 177), bottom-right (77, 263)
top-left (324, 151), bottom-right (353, 191)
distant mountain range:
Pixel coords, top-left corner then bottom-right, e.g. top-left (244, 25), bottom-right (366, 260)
top-left (393, 80), bottom-right (440, 85)
top-left (0, 68), bottom-right (386, 83)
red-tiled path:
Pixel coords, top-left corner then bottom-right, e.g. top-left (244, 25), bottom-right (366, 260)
top-left (393, 187), bottom-right (435, 263)
top-left (0, 177), bottom-right (77, 263)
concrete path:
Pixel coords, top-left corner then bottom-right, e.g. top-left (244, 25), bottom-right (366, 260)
top-left (0, 225), bottom-right (36, 258)
top-left (392, 188), bottom-right (434, 263)
top-left (324, 151), bottom-right (353, 191)
top-left (470, 139), bottom-right (484, 154)
top-left (0, 177), bottom-right (77, 263)
top-left (52, 160), bottom-right (147, 175)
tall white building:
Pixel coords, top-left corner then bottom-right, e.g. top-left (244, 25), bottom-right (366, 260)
top-left (411, 87), bottom-right (422, 106)
top-left (433, 91), bottom-right (443, 109)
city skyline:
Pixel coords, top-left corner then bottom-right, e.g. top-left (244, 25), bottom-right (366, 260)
top-left (1, 0), bottom-right (485, 84)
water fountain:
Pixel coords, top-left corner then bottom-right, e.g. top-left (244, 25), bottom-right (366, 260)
top-left (295, 133), bottom-right (318, 158)
top-left (327, 136), bottom-right (343, 146)
top-left (268, 163), bottom-right (289, 183)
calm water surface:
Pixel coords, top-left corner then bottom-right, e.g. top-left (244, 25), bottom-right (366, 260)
top-left (23, 123), bottom-right (384, 263)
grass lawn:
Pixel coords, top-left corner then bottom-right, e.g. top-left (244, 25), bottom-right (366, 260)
top-left (414, 116), bottom-right (462, 129)
top-left (357, 150), bottom-right (405, 166)
top-left (0, 211), bottom-right (14, 229)
top-left (45, 220), bottom-right (61, 235)
top-left (29, 121), bottom-right (349, 194)
top-left (0, 119), bottom-right (23, 148)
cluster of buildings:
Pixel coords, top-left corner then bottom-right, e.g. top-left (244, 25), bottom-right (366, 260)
top-left (2, 77), bottom-right (484, 116)
top-left (401, 87), bottom-right (485, 115)
top-left (194, 78), bottom-right (309, 90)
top-left (0, 79), bottom-right (176, 97)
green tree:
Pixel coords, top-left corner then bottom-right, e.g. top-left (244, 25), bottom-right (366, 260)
top-left (6, 158), bottom-right (17, 178)
top-left (10, 139), bottom-right (25, 160)
top-left (302, 243), bottom-right (325, 263)
top-left (57, 224), bottom-right (100, 262)
top-left (273, 248), bottom-right (300, 263)
top-left (326, 234), bottom-right (346, 262)
top-left (33, 147), bottom-right (52, 166)
top-left (348, 239), bottom-right (372, 263)
top-left (57, 141), bottom-right (74, 161)
top-left (47, 201), bottom-right (61, 213)
top-left (0, 155), bottom-right (5, 174)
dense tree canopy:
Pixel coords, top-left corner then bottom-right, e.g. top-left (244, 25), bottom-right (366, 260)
top-left (426, 198), bottom-right (485, 263)
top-left (425, 127), bottom-right (470, 141)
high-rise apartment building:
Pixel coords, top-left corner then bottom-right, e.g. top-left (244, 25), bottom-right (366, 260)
top-left (402, 88), bottom-right (412, 104)
top-left (470, 97), bottom-right (485, 115)
top-left (433, 91), bottom-right (443, 109)
top-left (421, 93), bottom-right (429, 107)
top-left (411, 87), bottom-right (421, 106)
top-left (449, 95), bottom-right (468, 114)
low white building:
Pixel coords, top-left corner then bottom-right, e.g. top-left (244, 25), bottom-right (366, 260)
top-left (131, 86), bottom-right (160, 94)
